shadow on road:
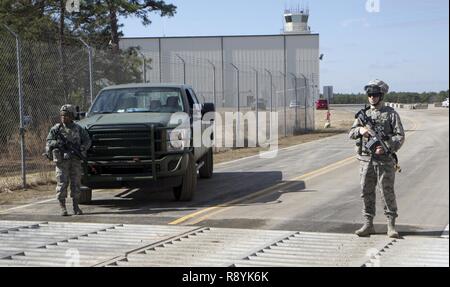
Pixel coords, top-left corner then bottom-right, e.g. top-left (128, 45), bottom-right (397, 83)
top-left (83, 171), bottom-right (312, 216)
top-left (397, 229), bottom-right (448, 237)
top-left (369, 224), bottom-right (448, 238)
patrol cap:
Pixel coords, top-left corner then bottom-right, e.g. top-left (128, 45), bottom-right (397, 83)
top-left (60, 104), bottom-right (76, 118)
top-left (364, 79), bottom-right (389, 95)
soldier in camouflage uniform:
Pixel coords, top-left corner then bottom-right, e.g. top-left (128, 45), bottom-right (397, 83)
top-left (349, 80), bottom-right (405, 238)
top-left (46, 105), bottom-right (91, 216)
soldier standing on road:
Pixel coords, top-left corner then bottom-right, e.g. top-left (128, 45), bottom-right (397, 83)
top-left (349, 80), bottom-right (405, 238)
top-left (46, 105), bottom-right (91, 216)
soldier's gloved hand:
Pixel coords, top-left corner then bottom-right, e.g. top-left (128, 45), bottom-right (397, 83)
top-left (63, 152), bottom-right (71, 160)
top-left (359, 127), bottom-right (370, 137)
top-left (375, 146), bottom-right (385, 155)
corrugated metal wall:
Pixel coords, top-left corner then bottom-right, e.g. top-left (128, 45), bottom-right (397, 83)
top-left (120, 34), bottom-right (319, 134)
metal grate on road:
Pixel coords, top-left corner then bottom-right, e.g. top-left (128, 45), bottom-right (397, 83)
top-left (1, 220), bottom-right (448, 267)
top-left (108, 227), bottom-right (293, 267)
top-left (0, 221), bottom-right (196, 266)
top-left (0, 220), bottom-right (46, 232)
top-left (364, 237), bottom-right (449, 267)
top-left (0, 221), bottom-right (115, 263)
top-left (232, 231), bottom-right (392, 267)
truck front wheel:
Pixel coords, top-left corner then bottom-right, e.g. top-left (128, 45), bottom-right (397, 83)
top-left (173, 153), bottom-right (197, 201)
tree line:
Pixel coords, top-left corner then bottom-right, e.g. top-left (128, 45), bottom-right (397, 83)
top-left (329, 90), bottom-right (449, 104)
top-left (0, 1), bottom-right (176, 49)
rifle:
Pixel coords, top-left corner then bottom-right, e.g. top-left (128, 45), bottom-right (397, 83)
top-left (56, 128), bottom-right (87, 161)
top-left (44, 124), bottom-right (87, 162)
top-left (355, 105), bottom-right (402, 173)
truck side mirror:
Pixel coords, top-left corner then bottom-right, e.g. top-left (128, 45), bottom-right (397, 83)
top-left (75, 106), bottom-right (87, 120)
top-left (75, 106), bottom-right (81, 120)
top-left (202, 103), bottom-right (215, 115)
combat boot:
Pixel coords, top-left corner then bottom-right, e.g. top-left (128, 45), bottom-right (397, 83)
top-left (355, 216), bottom-right (375, 237)
top-left (387, 216), bottom-right (400, 238)
top-left (59, 199), bottom-right (69, 217)
top-left (73, 199), bottom-right (83, 215)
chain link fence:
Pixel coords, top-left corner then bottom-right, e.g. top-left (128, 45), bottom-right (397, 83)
top-left (0, 26), bottom-right (315, 190)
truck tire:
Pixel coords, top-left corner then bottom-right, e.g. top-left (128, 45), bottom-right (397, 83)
top-left (199, 148), bottom-right (213, 179)
top-left (173, 153), bottom-right (197, 201)
top-left (78, 186), bottom-right (92, 204)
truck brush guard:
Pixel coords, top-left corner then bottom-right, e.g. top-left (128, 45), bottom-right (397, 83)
top-left (84, 124), bottom-right (184, 182)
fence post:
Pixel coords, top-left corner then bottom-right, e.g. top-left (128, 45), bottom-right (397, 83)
top-left (3, 25), bottom-right (26, 189)
top-left (79, 38), bottom-right (94, 105)
top-left (251, 67), bottom-right (259, 146)
top-left (230, 63), bottom-right (240, 147)
top-left (265, 69), bottom-right (274, 142)
top-left (265, 69), bottom-right (273, 113)
top-left (207, 60), bottom-right (216, 106)
top-left (176, 54), bottom-right (186, 84)
top-left (280, 71), bottom-right (287, 137)
top-left (289, 73), bottom-right (298, 133)
top-left (311, 72), bottom-right (317, 130)
top-left (207, 59), bottom-right (217, 149)
top-left (299, 73), bottom-right (308, 131)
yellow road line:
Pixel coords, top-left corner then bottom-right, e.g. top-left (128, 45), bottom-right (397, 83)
top-left (169, 156), bottom-right (356, 225)
top-left (168, 206), bottom-right (221, 225)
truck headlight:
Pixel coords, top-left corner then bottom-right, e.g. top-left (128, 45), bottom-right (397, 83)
top-left (167, 129), bottom-right (190, 151)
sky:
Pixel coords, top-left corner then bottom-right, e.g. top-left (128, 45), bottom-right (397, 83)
top-left (120, 0), bottom-right (449, 93)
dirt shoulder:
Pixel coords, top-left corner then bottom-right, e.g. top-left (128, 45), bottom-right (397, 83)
top-left (0, 184), bottom-right (55, 206)
top-left (314, 107), bottom-right (355, 131)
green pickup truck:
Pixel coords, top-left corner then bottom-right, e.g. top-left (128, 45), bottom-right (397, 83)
top-left (77, 83), bottom-right (215, 203)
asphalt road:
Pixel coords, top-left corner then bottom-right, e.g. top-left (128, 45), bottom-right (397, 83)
top-left (1, 106), bottom-right (448, 237)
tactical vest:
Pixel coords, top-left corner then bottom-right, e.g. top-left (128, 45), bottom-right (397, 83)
top-left (358, 105), bottom-right (394, 157)
top-left (58, 123), bottom-right (83, 147)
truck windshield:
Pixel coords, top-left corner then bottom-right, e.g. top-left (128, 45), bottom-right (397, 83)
top-left (89, 87), bottom-right (184, 115)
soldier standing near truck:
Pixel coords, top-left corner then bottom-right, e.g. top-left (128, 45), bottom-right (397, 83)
top-left (46, 105), bottom-right (91, 216)
top-left (349, 80), bottom-right (405, 238)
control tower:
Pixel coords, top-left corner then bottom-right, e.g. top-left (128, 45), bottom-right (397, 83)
top-left (283, 6), bottom-right (311, 34)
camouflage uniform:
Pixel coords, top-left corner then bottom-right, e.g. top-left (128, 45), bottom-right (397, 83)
top-left (47, 123), bottom-right (91, 200)
top-left (349, 103), bottom-right (405, 219)
top-left (349, 79), bottom-right (405, 237)
top-left (46, 105), bottom-right (91, 215)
